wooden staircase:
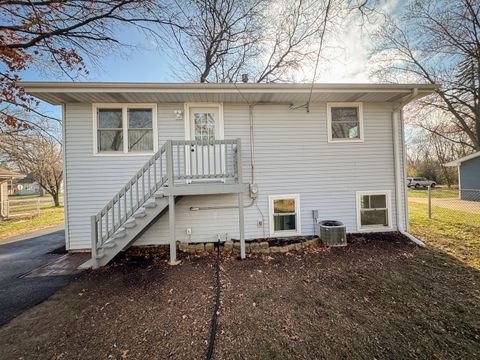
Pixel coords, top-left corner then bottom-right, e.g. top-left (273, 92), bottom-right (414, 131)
top-left (80, 139), bottom-right (246, 269)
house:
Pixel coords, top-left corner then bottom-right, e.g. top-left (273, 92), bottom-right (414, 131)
top-left (21, 82), bottom-right (437, 268)
top-left (10, 174), bottom-right (44, 196)
top-left (0, 167), bottom-right (25, 219)
top-left (445, 151), bottom-right (480, 201)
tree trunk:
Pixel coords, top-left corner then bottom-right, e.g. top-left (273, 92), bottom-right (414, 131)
top-left (52, 192), bottom-right (60, 207)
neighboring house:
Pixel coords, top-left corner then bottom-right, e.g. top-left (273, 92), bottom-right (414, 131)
top-left (0, 167), bottom-right (25, 219)
top-left (21, 82), bottom-right (437, 268)
top-left (445, 152), bottom-right (480, 201)
top-left (10, 174), bottom-right (44, 196)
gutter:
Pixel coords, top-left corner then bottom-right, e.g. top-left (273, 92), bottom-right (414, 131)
top-left (392, 88), bottom-right (425, 247)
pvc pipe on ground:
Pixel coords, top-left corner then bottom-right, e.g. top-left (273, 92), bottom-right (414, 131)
top-left (400, 230), bottom-right (426, 247)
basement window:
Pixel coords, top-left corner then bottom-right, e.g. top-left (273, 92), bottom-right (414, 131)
top-left (356, 191), bottom-right (392, 231)
top-left (93, 104), bottom-right (157, 155)
top-left (327, 102), bottom-right (364, 142)
top-left (269, 194), bottom-right (301, 236)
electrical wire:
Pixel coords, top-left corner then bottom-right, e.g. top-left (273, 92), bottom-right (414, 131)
top-left (291, 0), bottom-right (332, 113)
top-left (306, 0), bottom-right (332, 112)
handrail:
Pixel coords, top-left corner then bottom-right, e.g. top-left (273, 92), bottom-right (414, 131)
top-left (92, 142), bottom-right (169, 251)
top-left (90, 139), bottom-right (241, 265)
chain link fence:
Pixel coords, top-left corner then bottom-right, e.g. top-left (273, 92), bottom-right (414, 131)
top-left (408, 187), bottom-right (480, 223)
top-left (1, 197), bottom-right (64, 219)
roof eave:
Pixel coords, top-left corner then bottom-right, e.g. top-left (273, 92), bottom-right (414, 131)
top-left (444, 151), bottom-right (480, 166)
top-left (18, 81), bottom-right (439, 93)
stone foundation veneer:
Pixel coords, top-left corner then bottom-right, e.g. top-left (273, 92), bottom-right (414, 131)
top-left (177, 238), bottom-right (321, 255)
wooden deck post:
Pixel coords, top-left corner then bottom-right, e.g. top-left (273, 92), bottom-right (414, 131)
top-left (90, 215), bottom-right (98, 269)
top-left (238, 192), bottom-right (245, 259)
top-left (236, 138), bottom-right (245, 259)
top-left (166, 141), bottom-right (179, 265)
top-left (168, 195), bottom-right (178, 265)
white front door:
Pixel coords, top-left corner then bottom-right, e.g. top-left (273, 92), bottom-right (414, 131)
top-left (186, 105), bottom-right (224, 178)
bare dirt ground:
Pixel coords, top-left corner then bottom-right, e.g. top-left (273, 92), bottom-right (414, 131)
top-left (0, 234), bottom-right (479, 359)
top-left (410, 196), bottom-right (480, 214)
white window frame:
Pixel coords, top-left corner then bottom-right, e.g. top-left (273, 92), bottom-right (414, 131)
top-left (93, 103), bottom-right (158, 156)
top-left (356, 190), bottom-right (392, 232)
top-left (327, 102), bottom-right (364, 143)
top-left (268, 194), bottom-right (301, 237)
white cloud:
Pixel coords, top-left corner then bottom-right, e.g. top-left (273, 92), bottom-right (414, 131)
top-left (298, 0), bottom-right (402, 83)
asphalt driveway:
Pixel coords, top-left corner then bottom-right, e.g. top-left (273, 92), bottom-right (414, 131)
top-left (0, 229), bottom-right (82, 326)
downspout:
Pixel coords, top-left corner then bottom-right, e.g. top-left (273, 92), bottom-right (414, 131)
top-left (392, 89), bottom-right (425, 247)
top-left (62, 103), bottom-right (71, 250)
top-left (249, 104), bottom-right (256, 184)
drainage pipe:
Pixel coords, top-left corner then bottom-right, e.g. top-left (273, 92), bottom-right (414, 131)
top-left (400, 230), bottom-right (425, 247)
top-left (392, 88), bottom-right (425, 247)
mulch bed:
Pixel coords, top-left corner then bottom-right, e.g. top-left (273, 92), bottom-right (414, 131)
top-left (245, 235), bottom-right (318, 246)
top-left (0, 233), bottom-right (479, 359)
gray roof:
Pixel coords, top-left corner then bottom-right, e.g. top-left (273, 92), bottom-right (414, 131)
top-left (0, 167), bottom-right (24, 180)
top-left (444, 151), bottom-right (480, 166)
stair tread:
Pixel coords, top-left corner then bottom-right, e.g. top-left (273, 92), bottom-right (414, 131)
top-left (87, 196), bottom-right (171, 268)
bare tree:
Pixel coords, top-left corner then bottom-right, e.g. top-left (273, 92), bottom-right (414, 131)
top-left (0, 0), bottom-right (174, 132)
top-left (165, 0), bottom-right (374, 83)
top-left (164, 0), bottom-right (265, 83)
top-left (372, 0), bottom-right (480, 151)
top-left (0, 134), bottom-right (63, 206)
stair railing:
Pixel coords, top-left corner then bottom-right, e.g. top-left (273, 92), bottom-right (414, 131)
top-left (90, 139), bottom-right (241, 265)
top-left (90, 142), bottom-right (169, 259)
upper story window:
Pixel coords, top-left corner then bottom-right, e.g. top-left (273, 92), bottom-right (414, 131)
top-left (97, 109), bottom-right (123, 152)
top-left (128, 109), bottom-right (154, 152)
top-left (327, 102), bottom-right (364, 142)
top-left (93, 104), bottom-right (157, 155)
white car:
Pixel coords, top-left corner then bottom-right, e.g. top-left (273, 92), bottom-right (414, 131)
top-left (407, 177), bottom-right (436, 189)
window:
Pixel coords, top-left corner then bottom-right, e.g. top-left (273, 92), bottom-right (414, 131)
top-left (356, 191), bottom-right (391, 230)
top-left (327, 102), bottom-right (363, 142)
top-left (193, 112), bottom-right (216, 142)
top-left (128, 109), bottom-right (154, 152)
top-left (93, 104), bottom-right (157, 155)
top-left (97, 109), bottom-right (123, 152)
top-left (269, 194), bottom-right (301, 236)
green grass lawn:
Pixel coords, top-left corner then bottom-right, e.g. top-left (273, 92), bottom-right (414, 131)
top-left (409, 200), bottom-right (480, 269)
top-left (408, 189), bottom-right (458, 198)
top-left (0, 206), bottom-right (64, 242)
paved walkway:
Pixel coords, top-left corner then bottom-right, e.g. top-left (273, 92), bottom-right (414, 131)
top-left (0, 228), bottom-right (83, 326)
top-left (0, 224), bottom-right (64, 245)
top-left (409, 197), bottom-right (480, 215)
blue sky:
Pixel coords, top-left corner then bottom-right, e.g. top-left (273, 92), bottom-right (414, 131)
top-left (21, 28), bottom-right (175, 119)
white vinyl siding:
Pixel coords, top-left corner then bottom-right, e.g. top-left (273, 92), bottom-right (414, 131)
top-left (64, 101), bottom-right (402, 250)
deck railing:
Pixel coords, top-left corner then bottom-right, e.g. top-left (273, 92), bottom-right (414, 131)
top-left (170, 139), bottom-right (238, 182)
top-left (90, 139), bottom-right (241, 258)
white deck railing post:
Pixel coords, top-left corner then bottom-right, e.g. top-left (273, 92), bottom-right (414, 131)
top-left (166, 140), bottom-right (174, 188)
